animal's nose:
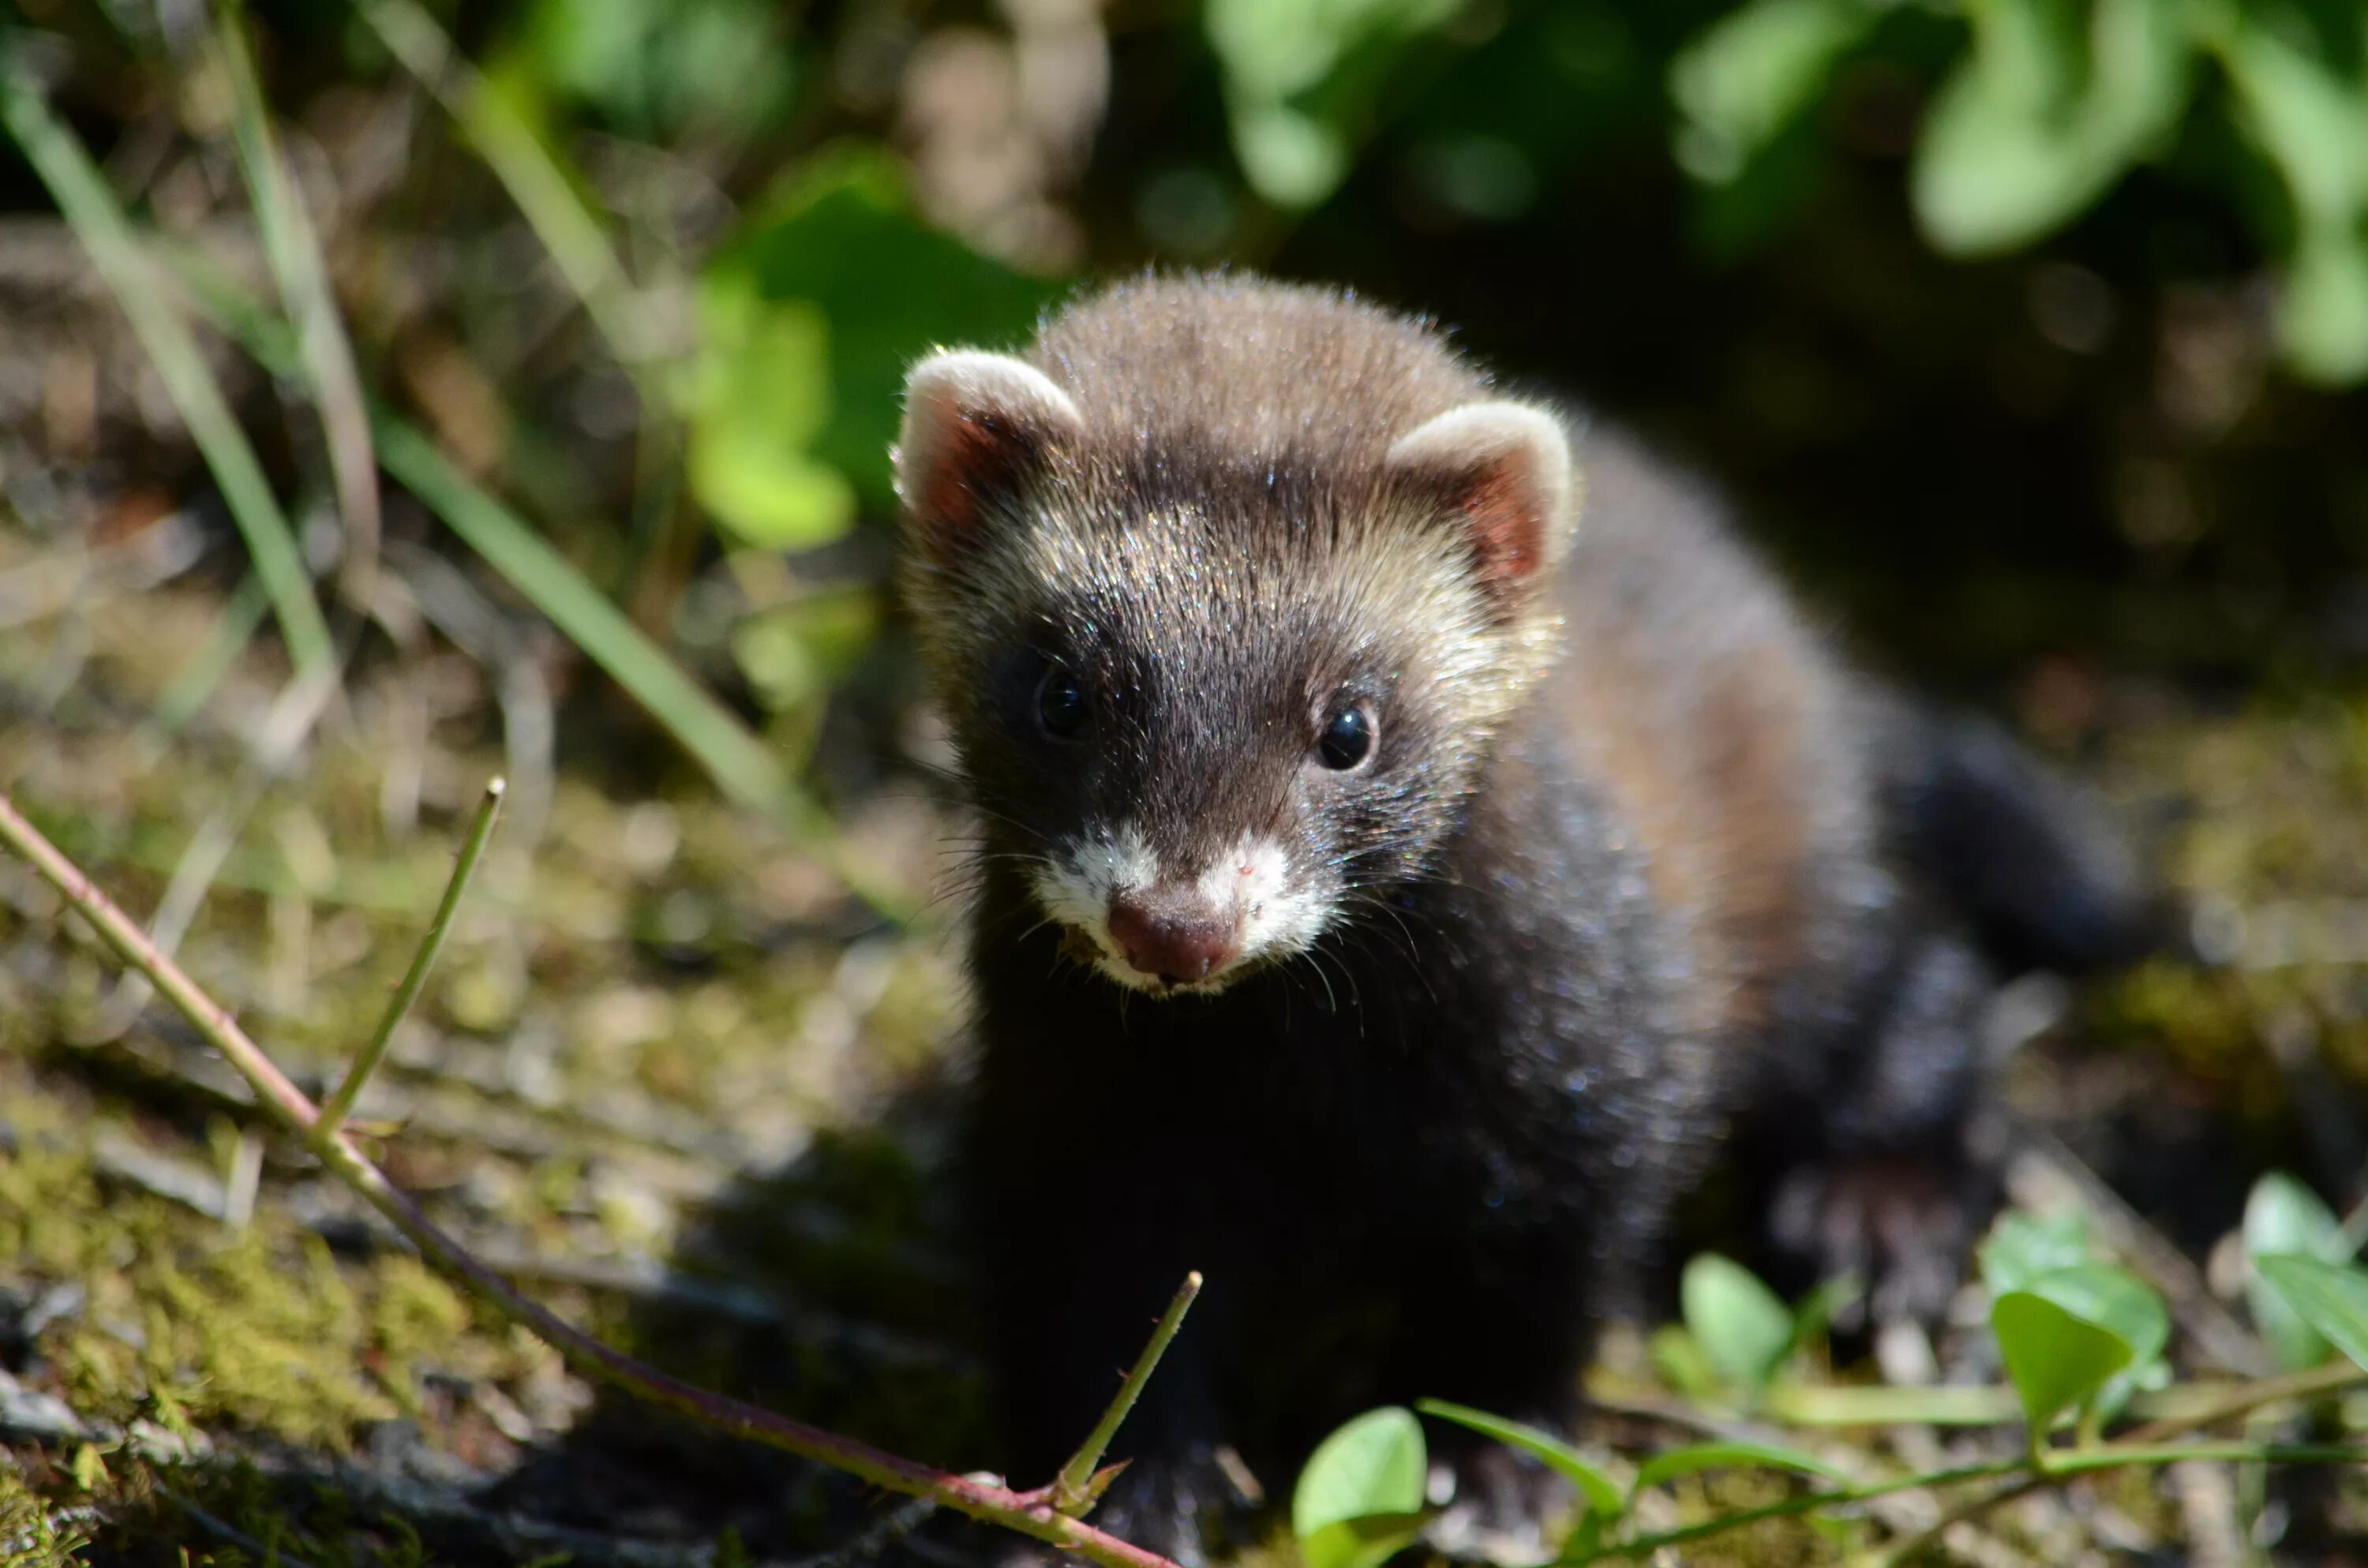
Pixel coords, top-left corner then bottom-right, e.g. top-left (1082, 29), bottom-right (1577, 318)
top-left (1106, 891), bottom-right (1240, 983)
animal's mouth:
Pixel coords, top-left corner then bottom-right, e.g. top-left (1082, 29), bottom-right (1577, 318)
top-left (1028, 825), bottom-right (1329, 997)
top-left (1055, 922), bottom-right (1242, 997)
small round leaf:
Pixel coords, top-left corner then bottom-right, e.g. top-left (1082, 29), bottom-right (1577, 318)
top-left (1681, 1253), bottom-right (1793, 1394)
top-left (2257, 1256), bottom-right (2368, 1374)
top-left (2245, 1171), bottom-right (2344, 1372)
top-left (1293, 1407), bottom-right (1427, 1541)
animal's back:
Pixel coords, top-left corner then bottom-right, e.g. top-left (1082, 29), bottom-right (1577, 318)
top-left (1534, 431), bottom-right (1885, 1056)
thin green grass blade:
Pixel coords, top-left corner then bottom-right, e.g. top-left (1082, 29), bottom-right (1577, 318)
top-left (355, 0), bottom-right (646, 367)
top-left (1414, 1400), bottom-right (1624, 1519)
top-left (370, 417), bottom-right (797, 821)
top-left (1631, 1439), bottom-right (1845, 1491)
top-left (354, 0), bottom-right (698, 610)
top-left (210, 0), bottom-right (383, 602)
top-left (0, 61), bottom-right (334, 680)
top-left (148, 571), bottom-right (270, 738)
top-left (159, 219), bottom-right (901, 908)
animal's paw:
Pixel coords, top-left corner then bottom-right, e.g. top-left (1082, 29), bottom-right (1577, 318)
top-left (1770, 1151), bottom-right (1986, 1328)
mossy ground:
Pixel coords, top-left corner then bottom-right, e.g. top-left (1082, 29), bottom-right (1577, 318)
top-left (0, 526), bottom-right (976, 1564)
top-left (4, 524), bottom-right (2368, 1565)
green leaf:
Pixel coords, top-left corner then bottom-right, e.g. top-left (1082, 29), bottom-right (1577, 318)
top-left (2212, 17), bottom-right (2368, 230)
top-left (2246, 1171), bottom-right (2344, 1371)
top-left (2026, 1264), bottom-right (2171, 1368)
top-left (1298, 1516), bottom-right (1428, 1568)
top-left (1414, 1401), bottom-right (1623, 1521)
top-left (2246, 1170), bottom-right (2344, 1258)
top-left (2033, 1263), bottom-right (2171, 1423)
top-left (516, 0), bottom-right (795, 144)
top-left (1204, 0), bottom-right (1460, 208)
top-left (1681, 1253), bottom-right (1794, 1394)
top-left (2257, 1255), bottom-right (2368, 1372)
top-left (1978, 1209), bottom-right (2095, 1297)
top-left (1632, 1439), bottom-right (1845, 1491)
top-left (212, 4), bottom-right (383, 607)
top-left (1228, 105), bottom-right (1351, 211)
top-left (707, 150), bottom-right (1057, 512)
top-left (1670, 0), bottom-right (1880, 182)
top-left (2276, 227), bottom-right (2368, 387)
top-left (1293, 1408), bottom-right (1428, 1541)
top-left (2204, 15), bottom-right (2368, 385)
top-left (684, 289), bottom-right (856, 548)
top-left (1789, 1272), bottom-right (1863, 1349)
top-left (1991, 1264), bottom-right (2167, 1431)
top-left (1992, 1291), bottom-right (2130, 1432)
top-left (1912, 0), bottom-right (2193, 256)
top-left (1647, 1323), bottom-right (1724, 1401)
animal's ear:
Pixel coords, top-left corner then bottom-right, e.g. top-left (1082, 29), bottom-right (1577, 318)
top-left (1384, 402), bottom-right (1576, 605)
top-left (896, 350), bottom-right (1084, 557)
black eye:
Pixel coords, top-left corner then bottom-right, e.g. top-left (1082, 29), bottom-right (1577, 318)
top-left (1316, 702), bottom-right (1377, 771)
top-left (1036, 665), bottom-right (1088, 739)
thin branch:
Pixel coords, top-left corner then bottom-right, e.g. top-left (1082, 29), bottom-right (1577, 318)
top-left (156, 1484), bottom-right (325, 1568)
top-left (1758, 1383), bottom-right (2023, 1428)
top-left (1582, 1458), bottom-right (2029, 1562)
top-left (319, 777), bottom-right (504, 1135)
top-left (1593, 1442), bottom-right (2368, 1566)
top-left (1056, 1272), bottom-right (1202, 1514)
top-left (0, 791), bottom-right (1183, 1568)
top-left (2119, 1357), bottom-right (2366, 1444)
top-left (1855, 1443), bottom-right (2368, 1568)
top-left (1852, 1467), bottom-right (2044, 1568)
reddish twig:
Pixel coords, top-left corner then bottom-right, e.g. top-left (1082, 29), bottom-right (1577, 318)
top-left (0, 788), bottom-right (1185, 1568)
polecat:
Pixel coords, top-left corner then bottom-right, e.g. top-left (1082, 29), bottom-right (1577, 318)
top-left (893, 274), bottom-right (2156, 1560)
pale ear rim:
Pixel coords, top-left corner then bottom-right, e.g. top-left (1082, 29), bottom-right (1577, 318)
top-left (894, 350), bottom-right (1085, 546)
top-left (1384, 401), bottom-right (1572, 510)
top-left (1384, 399), bottom-right (1578, 590)
top-left (895, 351), bottom-right (1083, 484)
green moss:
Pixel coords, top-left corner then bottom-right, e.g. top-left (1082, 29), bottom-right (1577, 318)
top-left (0, 1064), bottom-right (538, 1456)
top-left (0, 1465), bottom-right (91, 1568)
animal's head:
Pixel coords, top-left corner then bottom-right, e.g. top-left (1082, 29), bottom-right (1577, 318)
top-left (894, 279), bottom-right (1578, 995)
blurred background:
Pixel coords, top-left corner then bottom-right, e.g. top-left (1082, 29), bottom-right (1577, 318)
top-left (4, 0), bottom-right (2368, 1562)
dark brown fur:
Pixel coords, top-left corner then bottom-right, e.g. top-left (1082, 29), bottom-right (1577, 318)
top-left (894, 275), bottom-right (2157, 1562)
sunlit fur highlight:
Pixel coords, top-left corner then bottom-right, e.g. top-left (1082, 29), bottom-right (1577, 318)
top-left (898, 277), bottom-right (1576, 994)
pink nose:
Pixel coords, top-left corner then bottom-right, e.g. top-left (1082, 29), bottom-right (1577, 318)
top-left (1106, 893), bottom-right (1240, 982)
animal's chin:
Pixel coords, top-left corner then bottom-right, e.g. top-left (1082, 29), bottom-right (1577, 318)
top-left (1053, 924), bottom-right (1252, 998)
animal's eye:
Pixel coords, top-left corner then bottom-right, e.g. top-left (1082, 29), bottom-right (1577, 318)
top-left (1316, 701), bottom-right (1377, 771)
top-left (1036, 665), bottom-right (1088, 739)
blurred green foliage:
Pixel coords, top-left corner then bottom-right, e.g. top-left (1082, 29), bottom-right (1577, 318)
top-left (1667, 0), bottom-right (2368, 380)
top-left (1206, 0), bottom-right (1463, 208)
top-left (6, 6), bottom-right (2368, 1560)
top-left (692, 150), bottom-right (1055, 548)
top-left (7, 0), bottom-right (2368, 781)
top-left (509, 0), bottom-right (796, 146)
